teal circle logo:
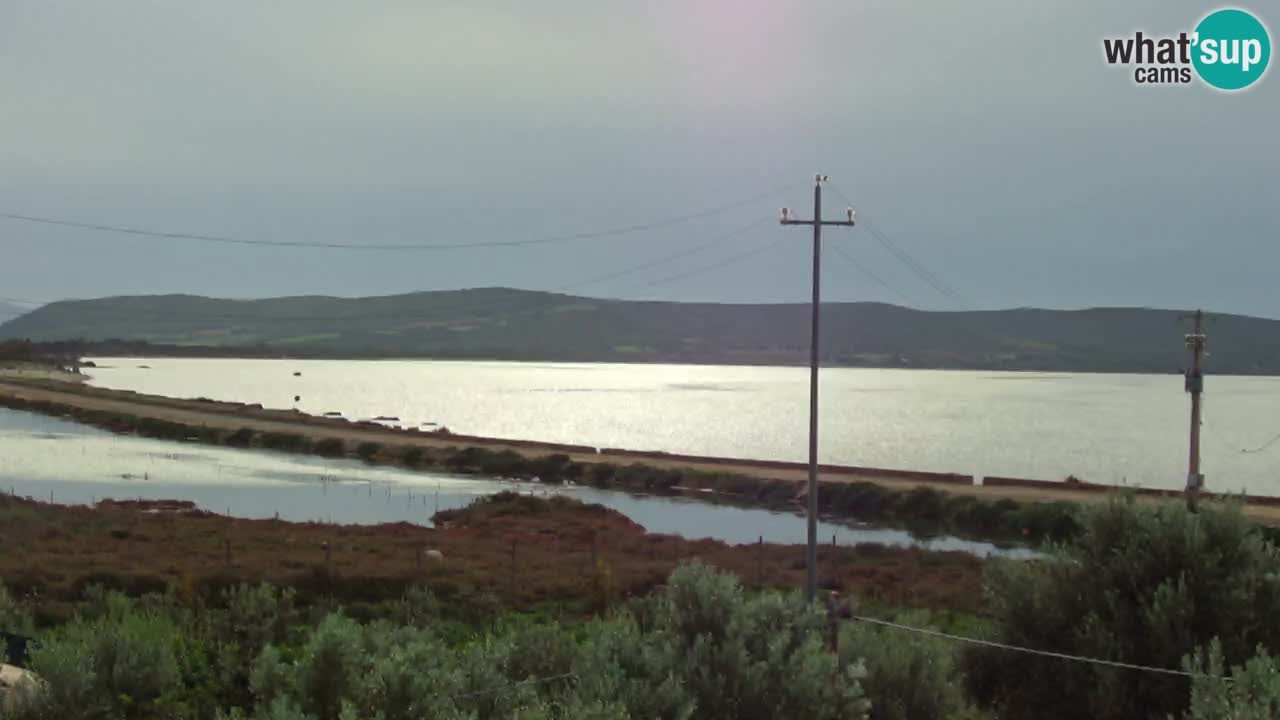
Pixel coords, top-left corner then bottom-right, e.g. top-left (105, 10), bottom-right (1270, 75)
top-left (1192, 9), bottom-right (1271, 90)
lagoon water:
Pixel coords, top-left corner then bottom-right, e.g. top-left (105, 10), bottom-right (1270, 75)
top-left (0, 408), bottom-right (1018, 556)
top-left (84, 358), bottom-right (1280, 495)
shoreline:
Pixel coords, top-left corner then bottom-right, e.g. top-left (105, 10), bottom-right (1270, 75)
top-left (2, 375), bottom-right (1278, 535)
top-left (83, 350), bottom-right (1280, 377)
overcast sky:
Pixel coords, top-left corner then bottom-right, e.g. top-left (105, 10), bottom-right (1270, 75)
top-left (1, 1), bottom-right (1277, 316)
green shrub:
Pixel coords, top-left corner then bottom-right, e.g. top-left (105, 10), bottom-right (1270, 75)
top-left (444, 446), bottom-right (490, 472)
top-left (965, 496), bottom-right (1280, 720)
top-left (841, 611), bottom-right (982, 720)
top-left (354, 442), bottom-right (383, 462)
top-left (399, 447), bottom-right (425, 468)
top-left (11, 593), bottom-right (200, 720)
top-left (1183, 640), bottom-right (1280, 719)
top-left (0, 582), bottom-right (34, 636)
top-left (480, 449), bottom-right (528, 477)
top-left (258, 433), bottom-right (310, 452)
top-left (639, 563), bottom-right (869, 719)
top-left (587, 463), bottom-right (617, 488)
top-left (527, 454), bottom-right (574, 484)
top-left (211, 584), bottom-right (298, 710)
top-left (313, 438), bottom-right (345, 457)
top-left (5, 567), bottom-right (944, 720)
top-left (225, 428), bottom-right (255, 448)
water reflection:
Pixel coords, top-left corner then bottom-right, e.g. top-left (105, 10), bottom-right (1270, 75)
top-left (0, 409), bottom-right (1027, 557)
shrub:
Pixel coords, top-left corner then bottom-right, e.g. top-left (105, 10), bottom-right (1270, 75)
top-left (1183, 641), bottom-right (1280, 719)
top-left (225, 428), bottom-right (256, 448)
top-left (480, 449), bottom-right (529, 477)
top-left (841, 611), bottom-right (982, 720)
top-left (444, 446), bottom-right (490, 472)
top-left (965, 496), bottom-right (1280, 720)
top-left (313, 438), bottom-right (345, 457)
top-left (11, 593), bottom-right (198, 720)
top-left (7, 566), bottom-right (942, 720)
top-left (527, 454), bottom-right (574, 484)
top-left (639, 563), bottom-right (869, 719)
top-left (354, 442), bottom-right (383, 462)
top-left (212, 584), bottom-right (298, 710)
top-left (587, 463), bottom-right (617, 488)
top-left (258, 432), bottom-right (310, 452)
top-left (0, 582), bottom-right (34, 636)
top-left (399, 447), bottom-right (424, 468)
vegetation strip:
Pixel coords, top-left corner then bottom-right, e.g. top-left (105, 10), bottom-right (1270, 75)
top-left (0, 382), bottom-right (1069, 544)
top-left (4, 377), bottom-right (1278, 544)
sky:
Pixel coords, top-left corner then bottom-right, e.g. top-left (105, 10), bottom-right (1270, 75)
top-left (1, 1), bottom-right (1277, 317)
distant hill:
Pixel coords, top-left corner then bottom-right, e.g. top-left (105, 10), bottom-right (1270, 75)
top-left (1, 288), bottom-right (1277, 373)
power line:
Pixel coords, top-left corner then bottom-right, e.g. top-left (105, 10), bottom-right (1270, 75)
top-left (863, 221), bottom-right (964, 304)
top-left (639, 234), bottom-right (789, 288)
top-left (849, 615), bottom-right (1226, 681)
top-left (0, 183), bottom-right (797, 253)
top-left (824, 185), bottom-right (966, 305)
top-left (1242, 433), bottom-right (1280, 454)
top-left (828, 243), bottom-right (919, 307)
top-left (1, 219), bottom-right (774, 327)
top-left (1202, 402), bottom-right (1280, 455)
top-left (562, 216), bottom-right (772, 292)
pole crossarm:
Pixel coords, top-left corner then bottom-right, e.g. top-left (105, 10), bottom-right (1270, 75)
top-left (780, 220), bottom-right (857, 227)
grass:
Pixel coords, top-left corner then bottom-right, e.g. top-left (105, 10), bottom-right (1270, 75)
top-left (0, 491), bottom-right (987, 626)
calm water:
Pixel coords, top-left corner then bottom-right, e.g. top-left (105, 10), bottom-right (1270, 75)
top-left (85, 358), bottom-right (1280, 495)
top-left (0, 408), bottom-right (1017, 556)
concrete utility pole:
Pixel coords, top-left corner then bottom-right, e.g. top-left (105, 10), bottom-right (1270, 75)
top-left (781, 175), bottom-right (855, 602)
top-left (1183, 309), bottom-right (1207, 509)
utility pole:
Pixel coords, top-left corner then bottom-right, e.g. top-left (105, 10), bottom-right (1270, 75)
top-left (781, 174), bottom-right (855, 602)
top-left (1183, 309), bottom-right (1207, 509)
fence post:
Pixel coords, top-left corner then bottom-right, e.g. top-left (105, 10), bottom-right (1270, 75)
top-left (322, 541), bottom-right (332, 577)
top-left (224, 538), bottom-right (231, 566)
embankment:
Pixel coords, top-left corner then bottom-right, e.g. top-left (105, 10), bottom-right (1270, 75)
top-left (1, 377), bottom-right (1276, 542)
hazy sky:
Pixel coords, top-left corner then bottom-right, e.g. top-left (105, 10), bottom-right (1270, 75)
top-left (1, 1), bottom-right (1277, 316)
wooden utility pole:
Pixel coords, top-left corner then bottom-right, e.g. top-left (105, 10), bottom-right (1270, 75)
top-left (781, 175), bottom-right (856, 602)
top-left (1183, 310), bottom-right (1207, 509)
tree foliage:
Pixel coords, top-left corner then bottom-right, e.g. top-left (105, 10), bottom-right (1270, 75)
top-left (841, 611), bottom-right (985, 720)
top-left (1179, 640), bottom-right (1280, 719)
top-left (4, 566), bottom-right (883, 720)
top-left (966, 497), bottom-right (1280, 720)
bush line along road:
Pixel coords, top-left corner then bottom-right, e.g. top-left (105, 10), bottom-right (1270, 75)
top-left (4, 375), bottom-right (1280, 543)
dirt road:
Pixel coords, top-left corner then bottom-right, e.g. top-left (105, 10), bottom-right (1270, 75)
top-left (3, 377), bottom-right (1276, 522)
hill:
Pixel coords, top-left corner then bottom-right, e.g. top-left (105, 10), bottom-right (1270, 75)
top-left (1, 288), bottom-right (1277, 373)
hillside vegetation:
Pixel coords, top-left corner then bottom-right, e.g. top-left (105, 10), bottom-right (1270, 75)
top-left (3, 288), bottom-right (1279, 372)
